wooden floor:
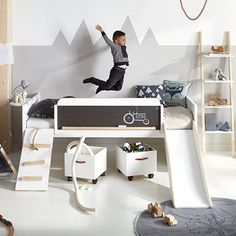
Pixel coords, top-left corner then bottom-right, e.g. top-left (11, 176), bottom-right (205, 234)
top-left (0, 150), bottom-right (236, 236)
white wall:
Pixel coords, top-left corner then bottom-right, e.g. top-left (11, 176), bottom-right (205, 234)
top-left (12, 0), bottom-right (236, 152)
top-left (12, 0), bottom-right (236, 46)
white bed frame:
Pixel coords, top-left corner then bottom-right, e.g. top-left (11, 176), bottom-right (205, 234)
top-left (20, 93), bottom-right (197, 139)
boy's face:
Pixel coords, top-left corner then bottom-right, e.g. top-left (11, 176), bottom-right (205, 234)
top-left (115, 35), bottom-right (126, 46)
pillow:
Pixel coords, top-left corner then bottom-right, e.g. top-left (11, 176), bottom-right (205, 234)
top-left (136, 85), bottom-right (166, 105)
top-left (163, 80), bottom-right (192, 107)
top-left (28, 99), bottom-right (59, 119)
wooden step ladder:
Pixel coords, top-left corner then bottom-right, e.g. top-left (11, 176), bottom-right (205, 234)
top-left (15, 128), bottom-right (54, 191)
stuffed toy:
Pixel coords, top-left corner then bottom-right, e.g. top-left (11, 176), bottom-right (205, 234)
top-left (208, 94), bottom-right (228, 106)
top-left (211, 45), bottom-right (224, 54)
top-left (147, 202), bottom-right (163, 218)
top-left (163, 214), bottom-right (178, 226)
top-left (213, 68), bottom-right (228, 81)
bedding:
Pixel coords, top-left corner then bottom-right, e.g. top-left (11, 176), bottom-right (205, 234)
top-left (27, 117), bottom-right (54, 129)
top-left (163, 80), bottom-right (192, 107)
top-left (27, 99), bottom-right (59, 119)
top-left (136, 85), bottom-right (166, 105)
top-left (164, 106), bottom-right (193, 130)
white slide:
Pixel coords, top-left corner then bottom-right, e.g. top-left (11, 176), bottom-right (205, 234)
top-left (164, 122), bottom-right (212, 208)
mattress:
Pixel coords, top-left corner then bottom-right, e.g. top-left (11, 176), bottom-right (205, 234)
top-left (26, 106), bottom-right (192, 130)
top-left (164, 106), bottom-right (193, 130)
top-left (27, 117), bottom-right (54, 129)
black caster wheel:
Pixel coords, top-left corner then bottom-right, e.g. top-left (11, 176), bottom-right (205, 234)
top-left (67, 176), bottom-right (73, 182)
top-left (118, 169), bottom-right (121, 173)
top-left (128, 176), bottom-right (133, 181)
top-left (101, 172), bottom-right (106, 177)
top-left (148, 174), bottom-right (154, 179)
top-left (92, 179), bottom-right (98, 184)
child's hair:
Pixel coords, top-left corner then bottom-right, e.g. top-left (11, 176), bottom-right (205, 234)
top-left (113, 31), bottom-right (126, 42)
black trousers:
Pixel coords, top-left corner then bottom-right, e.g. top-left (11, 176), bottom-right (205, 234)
top-left (89, 66), bottom-right (125, 91)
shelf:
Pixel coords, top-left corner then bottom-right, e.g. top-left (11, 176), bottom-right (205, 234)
top-left (204, 105), bottom-right (232, 109)
top-left (201, 53), bottom-right (233, 58)
top-left (205, 130), bottom-right (233, 134)
top-left (204, 80), bottom-right (233, 84)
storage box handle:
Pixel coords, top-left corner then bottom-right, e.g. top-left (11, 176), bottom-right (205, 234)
top-left (135, 157), bottom-right (148, 161)
top-left (76, 160), bottom-right (86, 164)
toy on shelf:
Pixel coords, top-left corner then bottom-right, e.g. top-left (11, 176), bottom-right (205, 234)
top-left (0, 214), bottom-right (14, 236)
top-left (211, 45), bottom-right (224, 54)
top-left (216, 121), bottom-right (231, 132)
top-left (208, 94), bottom-right (228, 106)
top-left (121, 142), bottom-right (153, 153)
top-left (147, 202), bottom-right (163, 218)
top-left (213, 68), bottom-right (228, 81)
top-left (163, 214), bottom-right (178, 226)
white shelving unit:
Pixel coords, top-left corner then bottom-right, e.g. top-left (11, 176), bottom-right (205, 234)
top-left (199, 31), bottom-right (235, 157)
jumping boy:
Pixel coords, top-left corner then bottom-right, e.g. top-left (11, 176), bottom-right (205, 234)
top-left (83, 25), bottom-right (129, 94)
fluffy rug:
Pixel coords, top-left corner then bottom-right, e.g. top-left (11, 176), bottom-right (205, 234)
top-left (135, 198), bottom-right (236, 236)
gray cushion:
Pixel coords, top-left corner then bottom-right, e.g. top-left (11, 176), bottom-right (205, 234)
top-left (136, 85), bottom-right (166, 105)
top-left (163, 80), bottom-right (192, 107)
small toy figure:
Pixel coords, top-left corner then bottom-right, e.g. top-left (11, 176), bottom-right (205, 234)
top-left (147, 202), bottom-right (163, 218)
top-left (213, 68), bottom-right (227, 81)
top-left (163, 214), bottom-right (178, 226)
top-left (83, 25), bottom-right (129, 94)
top-left (208, 94), bottom-right (228, 106)
top-left (216, 121), bottom-right (231, 132)
top-left (211, 45), bottom-right (224, 54)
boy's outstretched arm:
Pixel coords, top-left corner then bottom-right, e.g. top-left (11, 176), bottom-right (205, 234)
top-left (96, 24), bottom-right (117, 49)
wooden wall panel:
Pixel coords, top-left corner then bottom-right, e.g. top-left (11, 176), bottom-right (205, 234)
top-left (0, 0), bottom-right (12, 152)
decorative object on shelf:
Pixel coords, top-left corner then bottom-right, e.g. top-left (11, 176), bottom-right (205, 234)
top-left (179, 0), bottom-right (208, 21)
top-left (0, 214), bottom-right (14, 236)
top-left (211, 45), bottom-right (224, 54)
top-left (163, 214), bottom-right (178, 226)
top-left (208, 94), bottom-right (228, 106)
top-left (205, 113), bottom-right (217, 131)
top-left (147, 202), bottom-right (163, 218)
top-left (10, 80), bottom-right (31, 103)
top-left (0, 144), bottom-right (16, 173)
top-left (216, 122), bottom-right (231, 132)
top-left (213, 68), bottom-right (228, 81)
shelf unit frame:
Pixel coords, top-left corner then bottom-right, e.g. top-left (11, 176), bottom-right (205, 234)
top-left (199, 31), bottom-right (235, 157)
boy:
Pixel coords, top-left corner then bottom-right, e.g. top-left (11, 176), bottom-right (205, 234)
top-left (83, 25), bottom-right (129, 94)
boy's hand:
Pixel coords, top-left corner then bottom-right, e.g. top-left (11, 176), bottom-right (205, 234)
top-left (96, 25), bottom-right (104, 32)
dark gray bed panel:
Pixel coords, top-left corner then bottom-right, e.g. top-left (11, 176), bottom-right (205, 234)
top-left (57, 106), bottom-right (161, 129)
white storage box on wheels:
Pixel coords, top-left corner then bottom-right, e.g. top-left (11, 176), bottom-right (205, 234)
top-left (64, 143), bottom-right (107, 184)
top-left (116, 145), bottom-right (157, 181)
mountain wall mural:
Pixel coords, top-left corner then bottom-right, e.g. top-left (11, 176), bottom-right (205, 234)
top-left (13, 16), bottom-right (222, 100)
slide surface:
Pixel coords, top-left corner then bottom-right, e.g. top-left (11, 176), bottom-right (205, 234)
top-left (164, 126), bottom-right (212, 208)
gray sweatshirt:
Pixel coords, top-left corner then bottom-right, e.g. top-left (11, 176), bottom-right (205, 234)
top-left (101, 32), bottom-right (129, 67)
